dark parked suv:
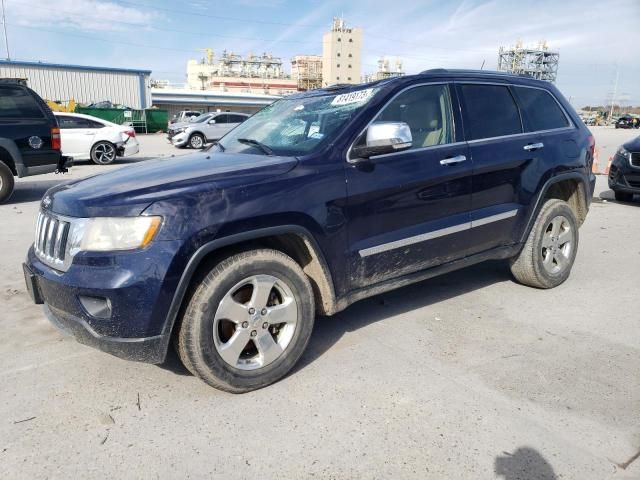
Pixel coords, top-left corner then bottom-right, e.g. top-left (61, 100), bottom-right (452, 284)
top-left (0, 79), bottom-right (70, 203)
top-left (608, 136), bottom-right (640, 201)
top-left (24, 69), bottom-right (596, 392)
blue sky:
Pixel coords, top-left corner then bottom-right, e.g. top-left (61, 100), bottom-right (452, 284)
top-left (4, 0), bottom-right (639, 107)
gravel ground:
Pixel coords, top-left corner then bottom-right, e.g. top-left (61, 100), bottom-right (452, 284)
top-left (0, 127), bottom-right (638, 479)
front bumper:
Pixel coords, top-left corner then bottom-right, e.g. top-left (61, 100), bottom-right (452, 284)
top-left (170, 131), bottom-right (188, 147)
top-left (24, 240), bottom-right (184, 363)
top-left (608, 153), bottom-right (640, 193)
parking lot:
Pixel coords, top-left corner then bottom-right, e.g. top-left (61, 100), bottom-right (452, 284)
top-left (1, 127), bottom-right (639, 479)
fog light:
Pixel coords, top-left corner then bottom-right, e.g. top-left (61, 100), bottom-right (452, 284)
top-left (79, 295), bottom-right (112, 319)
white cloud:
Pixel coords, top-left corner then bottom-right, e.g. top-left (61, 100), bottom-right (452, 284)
top-left (7, 0), bottom-right (156, 32)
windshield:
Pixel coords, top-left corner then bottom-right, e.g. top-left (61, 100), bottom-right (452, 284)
top-left (190, 113), bottom-right (212, 123)
top-left (218, 87), bottom-right (379, 156)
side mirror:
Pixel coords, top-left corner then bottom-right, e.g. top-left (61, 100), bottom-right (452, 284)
top-left (350, 122), bottom-right (412, 160)
top-left (208, 119), bottom-right (216, 124)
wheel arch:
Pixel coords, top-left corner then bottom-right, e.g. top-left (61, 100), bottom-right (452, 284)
top-left (160, 225), bottom-right (337, 353)
top-left (520, 172), bottom-right (590, 243)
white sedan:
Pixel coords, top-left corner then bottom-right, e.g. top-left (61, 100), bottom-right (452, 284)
top-left (54, 112), bottom-right (140, 165)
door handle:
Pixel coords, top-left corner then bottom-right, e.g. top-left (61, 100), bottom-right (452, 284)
top-left (523, 142), bottom-right (544, 151)
top-left (440, 155), bottom-right (467, 166)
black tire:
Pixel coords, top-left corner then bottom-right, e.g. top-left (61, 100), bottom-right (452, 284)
top-left (188, 133), bottom-right (206, 149)
top-left (177, 249), bottom-right (315, 393)
top-left (614, 191), bottom-right (634, 202)
top-left (90, 141), bottom-right (117, 165)
top-left (510, 199), bottom-right (579, 289)
top-left (0, 161), bottom-right (15, 204)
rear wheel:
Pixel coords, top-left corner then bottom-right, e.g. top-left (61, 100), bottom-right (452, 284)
top-left (0, 162), bottom-right (15, 203)
top-left (614, 191), bottom-right (634, 202)
top-left (510, 199), bottom-right (578, 289)
top-left (177, 249), bottom-right (315, 393)
top-left (91, 141), bottom-right (116, 165)
top-left (189, 133), bottom-right (205, 149)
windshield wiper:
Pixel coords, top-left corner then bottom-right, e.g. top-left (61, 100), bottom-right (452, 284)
top-left (237, 138), bottom-right (274, 156)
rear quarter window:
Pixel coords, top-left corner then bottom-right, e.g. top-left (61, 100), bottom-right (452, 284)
top-left (512, 86), bottom-right (570, 132)
top-left (0, 86), bottom-right (45, 119)
top-left (459, 84), bottom-right (522, 140)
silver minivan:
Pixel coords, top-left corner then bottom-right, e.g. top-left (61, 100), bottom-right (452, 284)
top-left (168, 112), bottom-right (250, 149)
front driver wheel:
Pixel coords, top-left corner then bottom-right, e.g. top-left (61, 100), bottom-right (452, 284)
top-left (189, 133), bottom-right (205, 149)
top-left (176, 249), bottom-right (315, 393)
top-left (510, 199), bottom-right (578, 289)
top-left (91, 141), bottom-right (116, 165)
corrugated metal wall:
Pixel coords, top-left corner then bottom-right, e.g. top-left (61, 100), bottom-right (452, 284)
top-left (0, 64), bottom-right (150, 109)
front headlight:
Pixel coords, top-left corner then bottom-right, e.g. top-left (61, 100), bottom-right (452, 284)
top-left (617, 147), bottom-right (631, 160)
top-left (68, 216), bottom-right (162, 254)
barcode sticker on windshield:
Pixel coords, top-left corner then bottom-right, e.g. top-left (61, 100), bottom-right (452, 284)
top-left (331, 88), bottom-right (375, 106)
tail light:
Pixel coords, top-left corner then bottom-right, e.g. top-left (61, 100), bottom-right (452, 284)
top-left (125, 129), bottom-right (136, 138)
top-left (51, 127), bottom-right (61, 150)
top-left (587, 134), bottom-right (595, 157)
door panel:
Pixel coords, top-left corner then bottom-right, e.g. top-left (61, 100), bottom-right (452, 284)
top-left (57, 116), bottom-right (96, 157)
top-left (345, 83), bottom-right (473, 289)
top-left (456, 83), bottom-right (535, 254)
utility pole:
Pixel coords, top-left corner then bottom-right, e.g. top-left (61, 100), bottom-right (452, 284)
top-left (609, 65), bottom-right (619, 121)
top-left (1, 0), bottom-right (9, 60)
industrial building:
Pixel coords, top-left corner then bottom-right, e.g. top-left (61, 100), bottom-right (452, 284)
top-left (362, 57), bottom-right (405, 83)
top-left (497, 41), bottom-right (559, 82)
top-left (322, 17), bottom-right (363, 86)
top-left (0, 60), bottom-right (151, 109)
top-left (186, 49), bottom-right (298, 95)
top-left (291, 55), bottom-right (323, 91)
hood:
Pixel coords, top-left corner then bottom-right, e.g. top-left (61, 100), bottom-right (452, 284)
top-left (44, 152), bottom-right (298, 217)
top-left (169, 120), bottom-right (194, 131)
top-left (623, 136), bottom-right (640, 152)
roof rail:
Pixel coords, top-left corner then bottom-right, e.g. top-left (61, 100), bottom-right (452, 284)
top-left (419, 68), bottom-right (530, 78)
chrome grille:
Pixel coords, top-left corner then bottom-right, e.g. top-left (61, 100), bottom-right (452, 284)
top-left (631, 152), bottom-right (640, 168)
top-left (34, 211), bottom-right (70, 270)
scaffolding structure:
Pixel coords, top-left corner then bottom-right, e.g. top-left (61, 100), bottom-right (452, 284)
top-left (497, 41), bottom-right (559, 82)
top-left (291, 55), bottom-right (322, 90)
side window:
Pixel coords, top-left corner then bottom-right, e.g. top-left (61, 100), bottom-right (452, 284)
top-left (362, 83), bottom-right (454, 150)
top-left (85, 119), bottom-right (106, 129)
top-left (0, 86), bottom-right (45, 119)
top-left (512, 87), bottom-right (570, 132)
top-left (227, 114), bottom-right (246, 123)
top-left (57, 116), bottom-right (90, 129)
top-left (213, 114), bottom-right (229, 124)
top-left (459, 84), bottom-right (522, 140)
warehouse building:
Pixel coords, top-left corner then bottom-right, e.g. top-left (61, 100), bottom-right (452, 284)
top-left (0, 60), bottom-right (151, 109)
top-left (151, 88), bottom-right (280, 119)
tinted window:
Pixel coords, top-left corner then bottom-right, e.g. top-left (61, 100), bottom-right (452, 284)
top-left (366, 83), bottom-right (454, 149)
top-left (57, 116), bottom-right (90, 128)
top-left (512, 87), bottom-right (569, 132)
top-left (227, 114), bottom-right (247, 123)
top-left (460, 85), bottom-right (521, 140)
top-left (86, 119), bottom-right (106, 128)
top-left (0, 86), bottom-right (44, 119)
top-left (213, 114), bottom-right (229, 124)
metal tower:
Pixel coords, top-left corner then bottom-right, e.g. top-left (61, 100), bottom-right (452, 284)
top-left (497, 41), bottom-right (559, 82)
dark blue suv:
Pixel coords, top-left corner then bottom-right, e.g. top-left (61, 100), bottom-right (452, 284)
top-left (24, 70), bottom-right (596, 392)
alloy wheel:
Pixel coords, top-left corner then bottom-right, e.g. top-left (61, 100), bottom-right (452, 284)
top-left (213, 274), bottom-right (298, 370)
top-left (541, 215), bottom-right (573, 274)
top-left (94, 143), bottom-right (116, 164)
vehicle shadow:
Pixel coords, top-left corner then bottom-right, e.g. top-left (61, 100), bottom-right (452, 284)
top-left (7, 178), bottom-right (71, 205)
top-left (295, 260), bottom-right (513, 373)
top-left (598, 189), bottom-right (639, 205)
top-left (495, 447), bottom-right (557, 480)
